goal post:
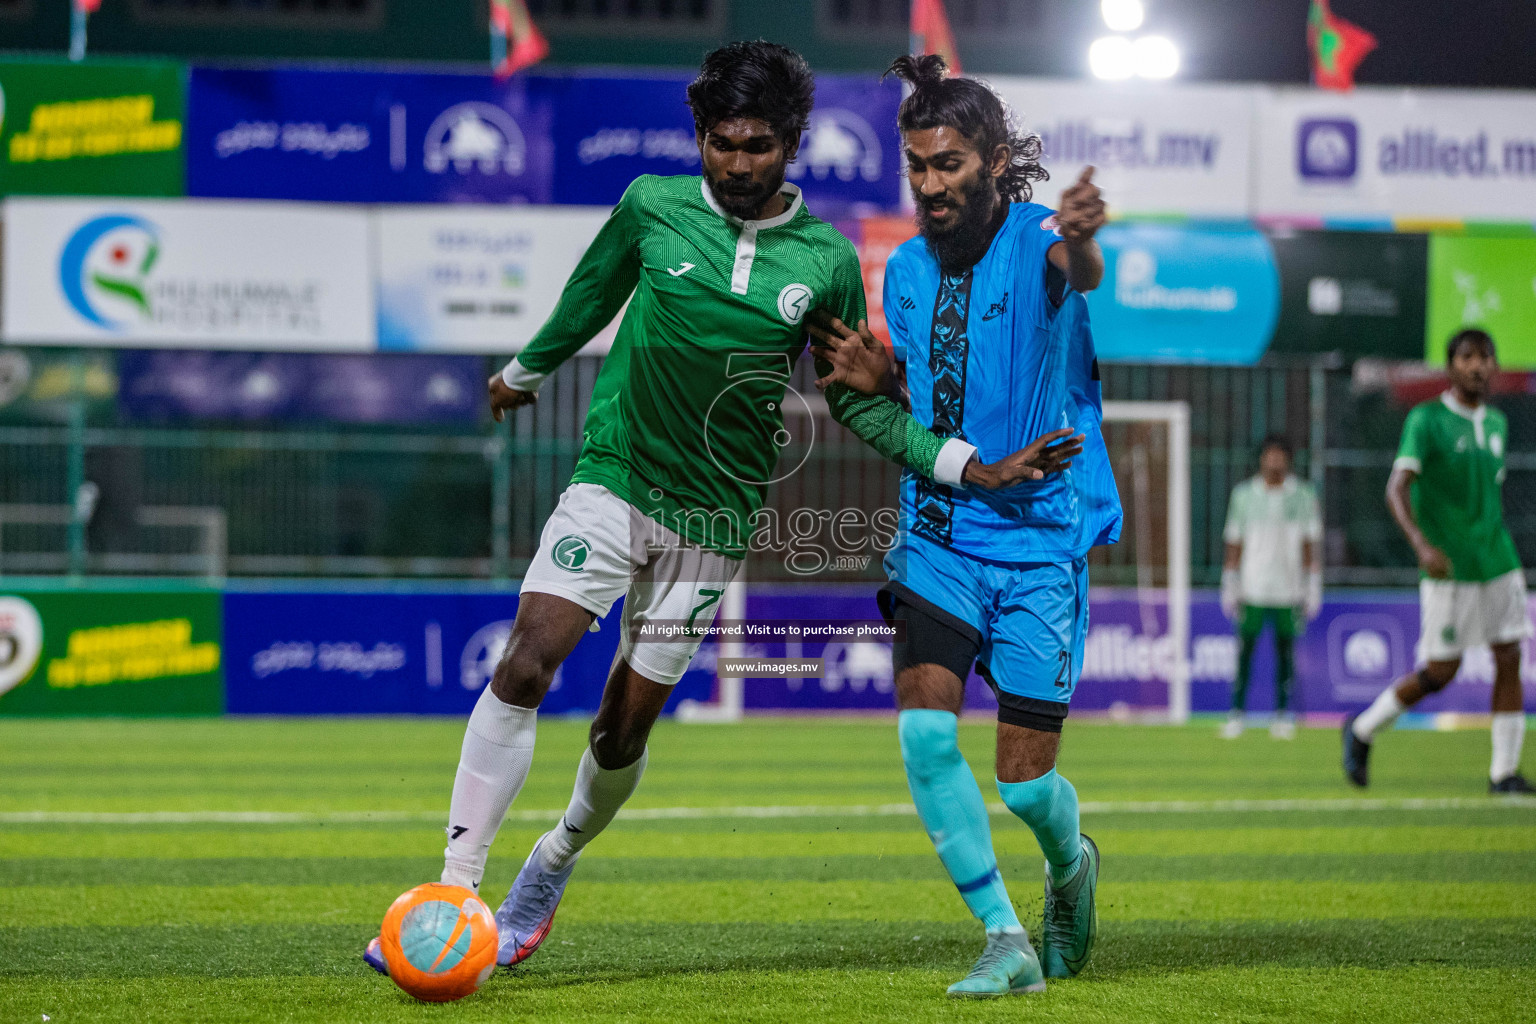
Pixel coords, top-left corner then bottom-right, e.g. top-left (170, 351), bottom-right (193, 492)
top-left (1100, 401), bottom-right (1193, 724)
top-left (678, 400), bottom-right (1193, 725)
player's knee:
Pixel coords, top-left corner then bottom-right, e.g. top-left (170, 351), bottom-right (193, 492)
top-left (1493, 644), bottom-right (1522, 673)
top-left (995, 769), bottom-right (1061, 821)
top-left (588, 721), bottom-right (648, 770)
top-left (1419, 664), bottom-right (1457, 693)
top-left (897, 709), bottom-right (962, 779)
top-left (490, 642), bottom-right (561, 707)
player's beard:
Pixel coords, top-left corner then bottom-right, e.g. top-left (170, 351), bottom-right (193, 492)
top-left (915, 174), bottom-right (1004, 275)
top-left (706, 159), bottom-right (788, 221)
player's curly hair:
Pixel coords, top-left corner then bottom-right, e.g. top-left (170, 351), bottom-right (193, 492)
top-left (687, 41), bottom-right (816, 146)
top-left (1446, 326), bottom-right (1495, 363)
top-left (884, 53), bottom-right (1048, 203)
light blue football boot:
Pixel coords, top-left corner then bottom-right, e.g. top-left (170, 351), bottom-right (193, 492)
top-left (946, 929), bottom-right (1047, 998)
top-left (496, 830), bottom-right (579, 966)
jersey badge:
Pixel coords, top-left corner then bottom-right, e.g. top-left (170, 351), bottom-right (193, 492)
top-left (777, 283), bottom-right (813, 325)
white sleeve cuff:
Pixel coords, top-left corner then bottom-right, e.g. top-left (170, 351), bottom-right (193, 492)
top-left (933, 438), bottom-right (978, 488)
top-left (1393, 456), bottom-right (1421, 474)
top-left (501, 357), bottom-right (546, 392)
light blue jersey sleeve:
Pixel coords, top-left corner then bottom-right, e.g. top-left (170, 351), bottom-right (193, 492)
top-left (882, 251), bottom-right (912, 364)
top-left (1011, 204), bottom-right (1066, 330)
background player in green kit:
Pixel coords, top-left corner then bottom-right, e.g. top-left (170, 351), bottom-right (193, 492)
top-left (1344, 329), bottom-right (1532, 793)
top-left (363, 40), bottom-right (1078, 977)
top-left (1219, 435), bottom-right (1323, 740)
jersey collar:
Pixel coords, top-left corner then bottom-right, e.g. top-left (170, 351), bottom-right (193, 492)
top-left (1441, 390), bottom-right (1487, 423)
top-left (699, 178), bottom-right (804, 229)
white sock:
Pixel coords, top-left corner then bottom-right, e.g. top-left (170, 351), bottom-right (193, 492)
top-left (1491, 712), bottom-right (1527, 782)
top-left (441, 687), bottom-right (538, 892)
top-left (1353, 687), bottom-right (1406, 742)
top-left (540, 746), bottom-right (648, 872)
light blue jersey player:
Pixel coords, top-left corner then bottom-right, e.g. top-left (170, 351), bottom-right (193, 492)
top-left (811, 54), bottom-right (1121, 998)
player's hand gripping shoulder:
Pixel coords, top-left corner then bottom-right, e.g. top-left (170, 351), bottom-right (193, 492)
top-left (807, 311), bottom-right (904, 405)
top-left (488, 373), bottom-right (538, 422)
top-left (961, 429), bottom-right (1085, 490)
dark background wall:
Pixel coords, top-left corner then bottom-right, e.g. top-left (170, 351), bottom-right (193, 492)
top-left (1, 0), bottom-right (1533, 87)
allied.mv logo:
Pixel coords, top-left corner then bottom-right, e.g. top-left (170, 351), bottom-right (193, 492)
top-left (1297, 118), bottom-right (1358, 181)
top-left (58, 214), bottom-right (160, 330)
top-left (551, 534), bottom-right (591, 572)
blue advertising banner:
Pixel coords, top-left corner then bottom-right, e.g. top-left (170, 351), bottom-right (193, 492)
top-left (543, 72), bottom-right (700, 207)
top-left (117, 351), bottom-right (484, 425)
top-left (741, 587), bottom-right (1536, 716)
top-left (1087, 224), bottom-right (1282, 365)
top-left (218, 586), bottom-right (1536, 717)
top-left (187, 67), bottom-right (555, 204)
top-left (223, 592), bottom-right (717, 715)
top-left (187, 66), bottom-right (900, 213)
top-left (544, 71), bottom-right (902, 213)
top-left (784, 74), bottom-right (903, 217)
top-left (224, 592), bottom-right (596, 715)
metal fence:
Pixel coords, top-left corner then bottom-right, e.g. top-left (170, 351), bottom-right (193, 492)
top-left (5, 348), bottom-right (1535, 587)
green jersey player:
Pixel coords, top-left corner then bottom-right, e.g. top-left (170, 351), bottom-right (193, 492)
top-left (363, 40), bottom-right (1077, 979)
top-left (1344, 328), bottom-right (1531, 792)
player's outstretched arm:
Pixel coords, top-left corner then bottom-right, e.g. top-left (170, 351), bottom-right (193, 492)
top-left (1048, 166), bottom-right (1106, 293)
top-left (491, 179), bottom-right (646, 419)
top-left (1386, 465), bottom-right (1451, 578)
top-left (960, 428), bottom-right (1084, 489)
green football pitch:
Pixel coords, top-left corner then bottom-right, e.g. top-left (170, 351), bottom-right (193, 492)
top-left (1, 717), bottom-right (1532, 1023)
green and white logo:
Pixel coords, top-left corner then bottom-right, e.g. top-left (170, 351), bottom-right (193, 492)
top-left (551, 534), bottom-right (591, 572)
top-left (777, 283), bottom-right (813, 326)
top-left (1426, 236), bottom-right (1536, 368)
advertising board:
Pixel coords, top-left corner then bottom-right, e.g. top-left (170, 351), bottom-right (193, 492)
top-left (2, 197), bottom-right (375, 350)
top-left (0, 590), bottom-right (223, 715)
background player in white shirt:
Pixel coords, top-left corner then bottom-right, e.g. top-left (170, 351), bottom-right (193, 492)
top-left (1220, 435), bottom-right (1322, 739)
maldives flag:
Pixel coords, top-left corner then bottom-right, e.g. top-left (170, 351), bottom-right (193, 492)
top-left (1308, 0), bottom-right (1376, 92)
top-left (490, 0), bottom-right (548, 80)
top-left (911, 0), bottom-right (961, 75)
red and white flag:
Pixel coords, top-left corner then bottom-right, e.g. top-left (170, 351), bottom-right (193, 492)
top-left (490, 0), bottom-right (549, 80)
top-left (911, 0), bottom-right (961, 74)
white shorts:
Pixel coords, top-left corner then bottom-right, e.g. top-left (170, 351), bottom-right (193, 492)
top-left (1416, 568), bottom-right (1533, 664)
top-left (520, 483), bottom-right (741, 686)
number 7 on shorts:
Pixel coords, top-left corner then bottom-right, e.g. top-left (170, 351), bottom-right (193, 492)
top-left (686, 588), bottom-right (724, 633)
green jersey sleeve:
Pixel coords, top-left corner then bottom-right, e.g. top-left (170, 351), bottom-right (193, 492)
top-left (1395, 405), bottom-right (1429, 473)
top-left (515, 177), bottom-right (645, 378)
top-left (815, 241), bottom-right (951, 481)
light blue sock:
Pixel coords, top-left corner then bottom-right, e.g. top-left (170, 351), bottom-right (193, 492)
top-left (898, 709), bottom-right (1021, 934)
top-left (997, 769), bottom-right (1084, 885)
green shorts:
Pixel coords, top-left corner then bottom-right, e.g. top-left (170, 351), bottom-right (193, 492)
top-left (1238, 605), bottom-right (1299, 642)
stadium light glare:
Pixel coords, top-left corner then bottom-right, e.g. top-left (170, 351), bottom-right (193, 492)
top-left (1101, 0), bottom-right (1145, 32)
top-left (1089, 36), bottom-right (1136, 80)
top-left (1132, 35), bottom-right (1181, 79)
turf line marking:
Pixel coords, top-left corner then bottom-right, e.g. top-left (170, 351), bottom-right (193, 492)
top-left (1, 795), bottom-right (1532, 825)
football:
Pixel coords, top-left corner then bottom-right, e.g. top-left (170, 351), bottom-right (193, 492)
top-left (377, 883), bottom-right (499, 1002)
